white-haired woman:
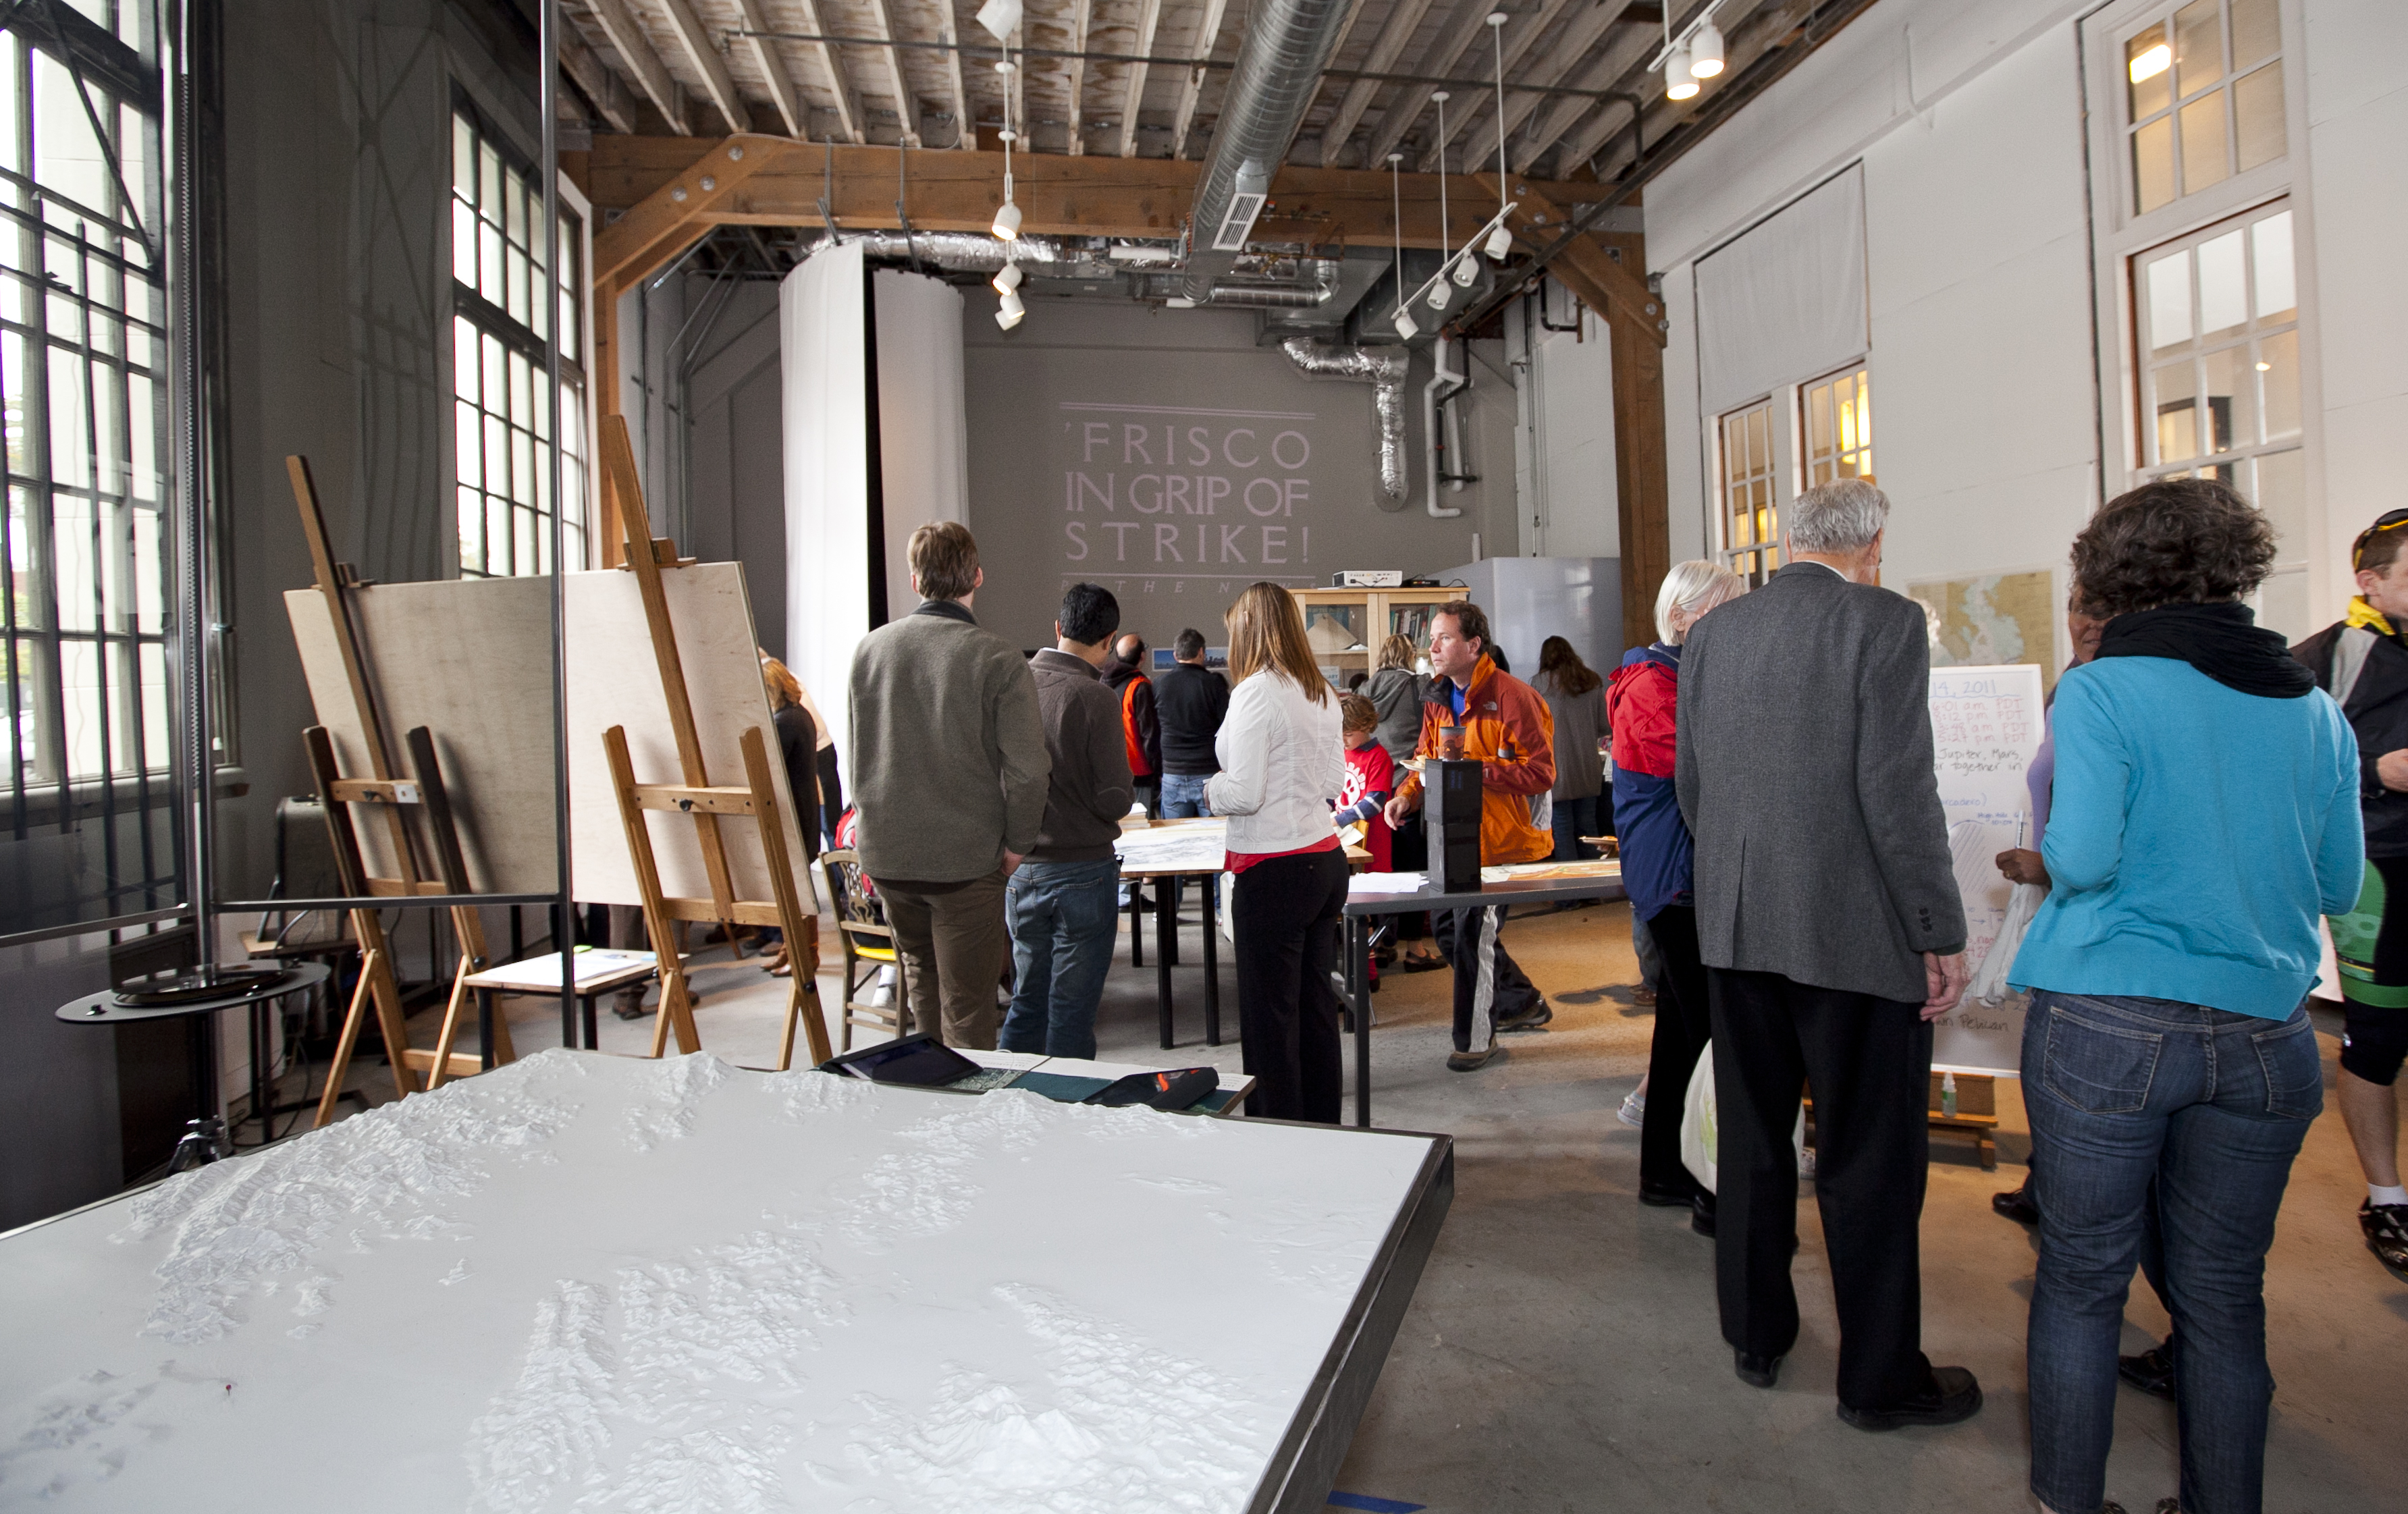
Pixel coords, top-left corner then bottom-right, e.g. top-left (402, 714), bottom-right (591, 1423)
top-left (1608, 560), bottom-right (1747, 1231)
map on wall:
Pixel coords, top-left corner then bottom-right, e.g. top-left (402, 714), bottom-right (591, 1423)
top-left (1907, 570), bottom-right (2060, 692)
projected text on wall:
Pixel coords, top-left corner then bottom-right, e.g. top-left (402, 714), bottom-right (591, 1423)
top-left (1055, 401), bottom-right (1321, 597)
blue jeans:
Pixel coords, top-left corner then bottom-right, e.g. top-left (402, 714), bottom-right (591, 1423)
top-left (1000, 858), bottom-right (1121, 1060)
top-left (1159, 772), bottom-right (1213, 818)
top-left (1550, 792), bottom-right (1599, 861)
top-left (2023, 991), bottom-right (2321, 1514)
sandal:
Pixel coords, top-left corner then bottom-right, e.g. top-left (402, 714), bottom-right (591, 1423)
top-left (1400, 951), bottom-right (1447, 973)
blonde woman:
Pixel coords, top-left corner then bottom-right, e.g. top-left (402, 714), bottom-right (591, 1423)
top-left (1609, 561), bottom-right (1746, 1229)
top-left (1208, 583), bottom-right (1350, 1123)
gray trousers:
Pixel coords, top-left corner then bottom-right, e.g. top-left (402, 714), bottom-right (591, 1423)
top-left (878, 868), bottom-right (1009, 1050)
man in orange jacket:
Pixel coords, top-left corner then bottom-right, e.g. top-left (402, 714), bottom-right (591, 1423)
top-left (1385, 600), bottom-right (1558, 1069)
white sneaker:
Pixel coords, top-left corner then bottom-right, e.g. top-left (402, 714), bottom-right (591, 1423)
top-left (1616, 1091), bottom-right (1645, 1128)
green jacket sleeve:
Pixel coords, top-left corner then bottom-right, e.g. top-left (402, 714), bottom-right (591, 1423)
top-left (993, 651), bottom-right (1052, 857)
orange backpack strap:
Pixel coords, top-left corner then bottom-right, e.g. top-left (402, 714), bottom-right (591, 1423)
top-left (1120, 677), bottom-right (1153, 776)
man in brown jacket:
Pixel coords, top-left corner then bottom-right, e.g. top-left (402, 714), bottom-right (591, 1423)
top-left (1001, 583), bottom-right (1136, 1059)
top-left (849, 523), bottom-right (1049, 1049)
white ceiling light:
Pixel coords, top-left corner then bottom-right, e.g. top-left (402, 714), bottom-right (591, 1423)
top-left (991, 261), bottom-right (1022, 295)
top-left (1665, 46), bottom-right (1698, 101)
top-left (1393, 306), bottom-right (1419, 341)
top-left (1426, 275), bottom-right (1452, 310)
top-left (1451, 254), bottom-right (1477, 288)
top-left (975, 0), bottom-right (1021, 43)
top-left (1388, 152), bottom-right (1416, 343)
top-left (992, 57), bottom-right (1021, 242)
top-left (996, 289), bottom-right (1025, 329)
top-left (1485, 11), bottom-right (1513, 262)
top-left (2129, 42), bottom-right (2172, 84)
top-left (992, 196), bottom-right (1021, 240)
top-left (1688, 20), bottom-right (1724, 79)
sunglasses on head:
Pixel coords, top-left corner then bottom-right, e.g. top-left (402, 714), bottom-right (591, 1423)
top-left (2355, 510), bottom-right (2408, 568)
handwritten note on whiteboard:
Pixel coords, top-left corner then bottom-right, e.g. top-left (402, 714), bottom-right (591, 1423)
top-left (1927, 664), bottom-right (2047, 1077)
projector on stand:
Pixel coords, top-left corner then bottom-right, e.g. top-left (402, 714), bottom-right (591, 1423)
top-left (1331, 570), bottom-right (1403, 588)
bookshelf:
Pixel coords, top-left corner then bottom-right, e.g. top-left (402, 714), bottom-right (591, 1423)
top-left (1287, 587), bottom-right (1464, 685)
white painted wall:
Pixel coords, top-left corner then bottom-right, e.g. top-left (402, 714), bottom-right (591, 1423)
top-left (1649, 0), bottom-right (2408, 651)
top-left (2301, 0), bottom-right (2408, 616)
top-left (1529, 302), bottom-right (1620, 559)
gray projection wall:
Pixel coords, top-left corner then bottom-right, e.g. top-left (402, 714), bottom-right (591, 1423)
top-left (961, 302), bottom-right (1521, 653)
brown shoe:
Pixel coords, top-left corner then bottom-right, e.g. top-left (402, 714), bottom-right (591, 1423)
top-left (1632, 985), bottom-right (1657, 1007)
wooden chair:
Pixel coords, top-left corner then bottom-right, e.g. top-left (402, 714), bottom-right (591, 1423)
top-left (819, 848), bottom-right (909, 1050)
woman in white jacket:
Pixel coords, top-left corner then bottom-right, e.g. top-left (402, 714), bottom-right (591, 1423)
top-left (1207, 583), bottom-right (1350, 1123)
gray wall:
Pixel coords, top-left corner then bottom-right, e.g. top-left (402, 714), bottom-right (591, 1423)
top-left (214, 0), bottom-right (545, 902)
top-left (961, 300), bottom-right (1520, 653)
top-left (676, 281), bottom-right (788, 659)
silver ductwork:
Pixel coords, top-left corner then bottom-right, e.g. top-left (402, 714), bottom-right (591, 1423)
top-left (1181, 0), bottom-right (1357, 301)
top-left (1282, 338), bottom-right (1409, 505)
top-left (805, 231), bottom-right (1067, 271)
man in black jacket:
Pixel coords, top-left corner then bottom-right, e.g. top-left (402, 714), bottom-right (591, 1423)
top-left (1156, 628), bottom-right (1229, 817)
top-left (2295, 508), bottom-right (2408, 1285)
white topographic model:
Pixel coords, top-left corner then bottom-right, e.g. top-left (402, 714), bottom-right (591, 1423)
top-left (0, 1050), bottom-right (1434, 1513)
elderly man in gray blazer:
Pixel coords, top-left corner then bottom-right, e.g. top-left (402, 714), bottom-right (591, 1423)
top-left (1674, 477), bottom-right (1979, 1431)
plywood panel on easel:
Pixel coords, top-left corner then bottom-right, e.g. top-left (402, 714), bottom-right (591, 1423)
top-left (562, 560), bottom-right (815, 911)
top-left (284, 577), bottom-right (561, 896)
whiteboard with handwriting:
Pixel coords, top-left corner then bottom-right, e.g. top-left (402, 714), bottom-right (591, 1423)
top-left (1927, 664), bottom-right (2047, 1077)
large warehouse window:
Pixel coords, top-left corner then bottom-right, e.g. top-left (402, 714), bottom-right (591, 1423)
top-left (1717, 401), bottom-right (1780, 585)
top-left (2124, 0), bottom-right (2282, 215)
top-left (2134, 202), bottom-right (2304, 626)
top-left (450, 104), bottom-right (587, 578)
top-left (1802, 367), bottom-right (1871, 488)
top-left (0, 12), bottom-right (177, 938)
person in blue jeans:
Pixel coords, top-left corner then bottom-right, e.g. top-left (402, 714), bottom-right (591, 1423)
top-left (1156, 628), bottom-right (1229, 819)
top-left (2009, 479), bottom-right (2361, 1514)
top-left (1002, 583), bottom-right (1135, 1060)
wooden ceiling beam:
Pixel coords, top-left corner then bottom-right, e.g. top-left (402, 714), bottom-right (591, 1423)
top-left (1065, 0), bottom-right (1094, 155)
top-left (1116, 0), bottom-right (1163, 159)
top-left (1316, 0), bottom-right (1439, 169)
top-left (788, 0), bottom-right (869, 144)
top-left (1169, 0), bottom-right (1231, 161)
top-left (732, 0), bottom-right (810, 138)
top-left (587, 0), bottom-right (691, 134)
top-left (588, 135), bottom-right (1637, 283)
top-left (558, 22), bottom-right (638, 136)
top-left (1355, 0), bottom-right (1507, 175)
top-left (1424, 0), bottom-right (1630, 176)
top-left (660, 0), bottom-right (752, 133)
top-left (863, 0), bottom-right (925, 147)
top-left (1509, 27), bottom-right (1659, 175)
top-left (936, 0), bottom-right (975, 148)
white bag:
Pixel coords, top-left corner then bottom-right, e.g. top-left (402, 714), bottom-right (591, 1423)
top-left (1968, 881), bottom-right (2048, 1006)
top-left (1679, 1043), bottom-right (1807, 1194)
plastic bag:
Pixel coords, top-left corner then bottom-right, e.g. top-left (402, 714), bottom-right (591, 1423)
top-left (1679, 1044), bottom-right (1808, 1194)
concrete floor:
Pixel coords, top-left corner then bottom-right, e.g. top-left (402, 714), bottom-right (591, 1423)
top-left (306, 893), bottom-right (2405, 1514)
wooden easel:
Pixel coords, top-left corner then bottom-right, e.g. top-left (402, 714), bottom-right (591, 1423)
top-left (287, 458), bottom-right (514, 1127)
top-left (597, 416), bottom-right (831, 1072)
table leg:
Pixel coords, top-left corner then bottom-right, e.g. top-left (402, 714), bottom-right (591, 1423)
top-left (581, 994), bottom-right (599, 1051)
top-left (1129, 885), bottom-right (1144, 969)
top-left (1202, 873), bottom-right (1221, 1048)
top-left (249, 998), bottom-right (275, 1145)
top-left (1156, 875), bottom-right (1175, 1050)
top-left (1165, 875), bottom-right (1180, 967)
top-left (1351, 917), bottom-right (1372, 1129)
top-left (477, 988), bottom-right (496, 1071)
top-left (188, 1012), bottom-right (219, 1121)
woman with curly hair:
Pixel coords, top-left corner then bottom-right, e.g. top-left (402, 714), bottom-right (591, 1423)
top-left (2010, 477), bottom-right (2361, 1514)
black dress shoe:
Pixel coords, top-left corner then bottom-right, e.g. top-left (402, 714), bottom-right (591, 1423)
top-left (1690, 1193), bottom-right (1717, 1237)
top-left (1734, 1349), bottom-right (1781, 1388)
top-left (1638, 1181), bottom-right (1694, 1208)
top-left (1837, 1366), bottom-right (1983, 1431)
top-left (1992, 1184), bottom-right (2040, 1226)
top-left (2118, 1341), bottom-right (2176, 1401)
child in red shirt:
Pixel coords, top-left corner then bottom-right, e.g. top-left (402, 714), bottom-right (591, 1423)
top-left (1335, 693), bottom-right (1395, 871)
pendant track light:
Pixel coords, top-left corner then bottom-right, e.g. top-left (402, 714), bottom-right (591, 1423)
top-left (1388, 153), bottom-right (1418, 342)
top-left (996, 289), bottom-right (1025, 329)
top-left (1665, 46), bottom-right (1698, 100)
top-left (991, 261), bottom-right (1022, 296)
top-left (992, 54), bottom-right (1023, 245)
top-left (1486, 11), bottom-right (1513, 263)
top-left (1689, 20), bottom-right (1724, 78)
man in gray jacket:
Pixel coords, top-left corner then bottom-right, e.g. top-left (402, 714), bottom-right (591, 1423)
top-left (849, 522), bottom-right (1049, 1049)
top-left (1676, 478), bottom-right (1978, 1430)
top-left (1002, 583), bottom-right (1135, 1060)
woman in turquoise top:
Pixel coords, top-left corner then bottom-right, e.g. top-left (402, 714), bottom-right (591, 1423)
top-left (2009, 479), bottom-right (2359, 1514)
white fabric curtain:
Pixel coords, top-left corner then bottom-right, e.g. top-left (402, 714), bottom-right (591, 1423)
top-left (782, 252), bottom-right (971, 782)
top-left (782, 241), bottom-right (872, 782)
top-left (1694, 165), bottom-right (1868, 416)
top-left (871, 269), bottom-right (969, 618)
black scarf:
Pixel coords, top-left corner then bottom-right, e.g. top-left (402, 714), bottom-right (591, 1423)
top-left (2093, 601), bottom-right (2315, 699)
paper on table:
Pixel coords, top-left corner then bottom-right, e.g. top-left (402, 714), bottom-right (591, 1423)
top-left (1347, 871), bottom-right (1427, 895)
top-left (1114, 822), bottom-right (1229, 874)
top-left (472, 948), bottom-right (658, 990)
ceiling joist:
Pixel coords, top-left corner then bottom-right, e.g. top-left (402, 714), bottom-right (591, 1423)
top-left (584, 0), bottom-right (691, 135)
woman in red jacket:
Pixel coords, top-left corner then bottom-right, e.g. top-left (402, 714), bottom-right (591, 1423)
top-left (1609, 560), bottom-right (1745, 1235)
